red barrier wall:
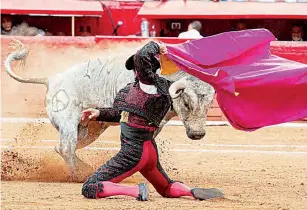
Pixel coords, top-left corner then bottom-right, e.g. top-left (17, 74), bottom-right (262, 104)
top-left (7, 2), bottom-right (307, 39)
top-left (1, 36), bottom-right (306, 122)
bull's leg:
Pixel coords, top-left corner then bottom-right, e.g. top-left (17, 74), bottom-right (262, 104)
top-left (55, 139), bottom-right (92, 183)
top-left (73, 121), bottom-right (120, 182)
top-left (65, 121), bottom-right (111, 182)
top-left (153, 111), bottom-right (177, 138)
top-left (55, 123), bottom-right (79, 181)
top-left (76, 121), bottom-right (111, 149)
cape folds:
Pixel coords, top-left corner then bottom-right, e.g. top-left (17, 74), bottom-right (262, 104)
top-left (162, 29), bottom-right (307, 131)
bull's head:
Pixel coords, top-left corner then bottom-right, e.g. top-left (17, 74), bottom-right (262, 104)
top-left (169, 77), bottom-right (215, 140)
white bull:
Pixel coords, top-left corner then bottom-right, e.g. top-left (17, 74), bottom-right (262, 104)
top-left (4, 39), bottom-right (215, 181)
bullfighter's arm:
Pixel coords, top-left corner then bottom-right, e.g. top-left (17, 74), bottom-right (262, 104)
top-left (96, 108), bottom-right (121, 123)
top-left (134, 41), bottom-right (160, 82)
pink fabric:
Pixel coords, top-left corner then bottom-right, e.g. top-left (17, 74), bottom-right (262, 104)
top-left (166, 182), bottom-right (193, 198)
top-left (165, 29), bottom-right (307, 131)
top-left (108, 141), bottom-right (151, 183)
top-left (97, 181), bottom-right (139, 198)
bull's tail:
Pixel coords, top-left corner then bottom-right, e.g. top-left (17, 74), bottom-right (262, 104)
top-left (4, 38), bottom-right (48, 86)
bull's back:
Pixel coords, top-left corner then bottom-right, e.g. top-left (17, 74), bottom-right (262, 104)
top-left (47, 57), bottom-right (135, 110)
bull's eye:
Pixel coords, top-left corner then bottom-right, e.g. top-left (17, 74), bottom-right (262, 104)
top-left (183, 100), bottom-right (189, 109)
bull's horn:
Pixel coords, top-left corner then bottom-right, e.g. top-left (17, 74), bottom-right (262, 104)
top-left (169, 77), bottom-right (188, 99)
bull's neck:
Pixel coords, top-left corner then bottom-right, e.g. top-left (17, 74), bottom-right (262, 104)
top-left (158, 70), bottom-right (190, 82)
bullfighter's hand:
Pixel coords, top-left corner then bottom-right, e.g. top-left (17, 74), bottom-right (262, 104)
top-left (80, 108), bottom-right (100, 126)
top-left (158, 42), bottom-right (168, 54)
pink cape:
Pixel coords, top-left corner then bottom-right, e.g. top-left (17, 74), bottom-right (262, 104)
top-left (165, 29), bottom-right (307, 131)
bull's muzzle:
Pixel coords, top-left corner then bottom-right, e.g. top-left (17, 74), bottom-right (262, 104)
top-left (186, 129), bottom-right (206, 140)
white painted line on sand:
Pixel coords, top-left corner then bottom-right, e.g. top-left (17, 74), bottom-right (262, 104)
top-left (0, 138), bottom-right (12, 142)
top-left (1, 145), bottom-right (307, 155)
top-left (2, 138), bottom-right (307, 149)
top-left (1, 117), bottom-right (307, 127)
top-left (170, 148), bottom-right (307, 155)
top-left (40, 139), bottom-right (118, 144)
top-left (174, 143), bottom-right (307, 148)
top-left (1, 117), bottom-right (51, 124)
top-left (0, 117), bottom-right (227, 126)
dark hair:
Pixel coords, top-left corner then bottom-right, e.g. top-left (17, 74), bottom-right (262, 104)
top-left (292, 22), bottom-right (303, 30)
top-left (1, 15), bottom-right (14, 31)
top-left (189, 21), bottom-right (202, 32)
top-left (1, 15), bottom-right (14, 25)
top-left (236, 20), bottom-right (246, 26)
top-left (1, 14), bottom-right (13, 21)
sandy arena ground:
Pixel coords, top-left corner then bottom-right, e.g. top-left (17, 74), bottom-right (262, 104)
top-left (1, 122), bottom-right (307, 210)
